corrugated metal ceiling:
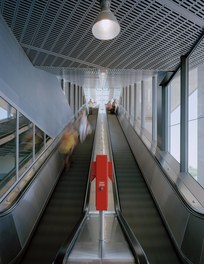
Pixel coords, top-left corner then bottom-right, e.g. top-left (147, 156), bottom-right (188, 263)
top-left (0, 0), bottom-right (204, 92)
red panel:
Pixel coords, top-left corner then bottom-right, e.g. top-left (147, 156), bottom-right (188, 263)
top-left (96, 155), bottom-right (108, 211)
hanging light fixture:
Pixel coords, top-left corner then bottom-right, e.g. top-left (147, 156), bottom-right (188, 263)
top-left (92, 0), bottom-right (120, 40)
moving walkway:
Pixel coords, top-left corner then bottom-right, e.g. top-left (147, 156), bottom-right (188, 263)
top-left (55, 110), bottom-right (204, 264)
top-left (54, 112), bottom-right (183, 264)
top-left (107, 114), bottom-right (182, 264)
top-left (54, 111), bottom-right (148, 264)
top-left (1, 109), bottom-right (204, 264)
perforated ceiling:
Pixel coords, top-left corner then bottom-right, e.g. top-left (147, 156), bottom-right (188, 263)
top-left (0, 0), bottom-right (204, 94)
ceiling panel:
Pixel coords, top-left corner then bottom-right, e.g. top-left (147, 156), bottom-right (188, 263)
top-left (0, 0), bottom-right (204, 95)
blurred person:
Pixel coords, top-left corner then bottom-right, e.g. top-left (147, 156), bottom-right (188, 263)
top-left (88, 98), bottom-right (94, 114)
top-left (110, 99), bottom-right (118, 114)
top-left (106, 100), bottom-right (112, 114)
top-left (107, 100), bottom-right (112, 110)
top-left (78, 110), bottom-right (92, 143)
top-left (58, 125), bottom-right (79, 169)
top-left (88, 99), bottom-right (94, 107)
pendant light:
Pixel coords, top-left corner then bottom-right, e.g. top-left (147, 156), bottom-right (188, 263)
top-left (92, 0), bottom-right (120, 40)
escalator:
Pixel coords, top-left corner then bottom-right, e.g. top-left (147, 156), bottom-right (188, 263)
top-left (20, 115), bottom-right (97, 264)
top-left (107, 114), bottom-right (183, 264)
top-left (53, 111), bottom-right (149, 264)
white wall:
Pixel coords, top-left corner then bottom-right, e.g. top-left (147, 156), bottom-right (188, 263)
top-left (0, 16), bottom-right (73, 138)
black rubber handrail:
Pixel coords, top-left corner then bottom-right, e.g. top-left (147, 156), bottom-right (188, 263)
top-left (53, 212), bottom-right (88, 264)
top-left (117, 210), bottom-right (150, 264)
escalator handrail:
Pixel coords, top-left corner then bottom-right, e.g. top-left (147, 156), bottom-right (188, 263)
top-left (0, 137), bottom-right (57, 212)
top-left (117, 210), bottom-right (150, 264)
top-left (83, 109), bottom-right (98, 212)
top-left (52, 212), bottom-right (88, 264)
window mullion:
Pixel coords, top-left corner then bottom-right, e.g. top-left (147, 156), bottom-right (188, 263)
top-left (180, 55), bottom-right (189, 172)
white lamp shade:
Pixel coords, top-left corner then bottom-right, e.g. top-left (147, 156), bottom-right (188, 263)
top-left (92, 9), bottom-right (120, 40)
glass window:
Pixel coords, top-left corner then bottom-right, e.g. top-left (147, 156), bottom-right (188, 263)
top-left (188, 67), bottom-right (197, 180)
top-left (130, 84), bottom-right (135, 123)
top-left (136, 81), bottom-right (141, 126)
top-left (188, 63), bottom-right (204, 188)
top-left (0, 96), bottom-right (50, 198)
top-left (129, 84), bottom-right (134, 124)
top-left (125, 86), bottom-right (128, 111)
top-left (19, 114), bottom-right (34, 175)
top-left (19, 120), bottom-right (47, 173)
top-left (168, 72), bottom-right (181, 162)
top-left (144, 77), bottom-right (152, 135)
top-left (35, 126), bottom-right (46, 156)
top-left (0, 97), bottom-right (17, 196)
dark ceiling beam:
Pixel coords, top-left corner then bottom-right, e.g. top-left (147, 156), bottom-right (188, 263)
top-left (21, 44), bottom-right (102, 69)
top-left (160, 28), bottom-right (204, 87)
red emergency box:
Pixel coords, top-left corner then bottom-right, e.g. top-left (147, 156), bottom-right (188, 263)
top-left (91, 155), bottom-right (113, 211)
